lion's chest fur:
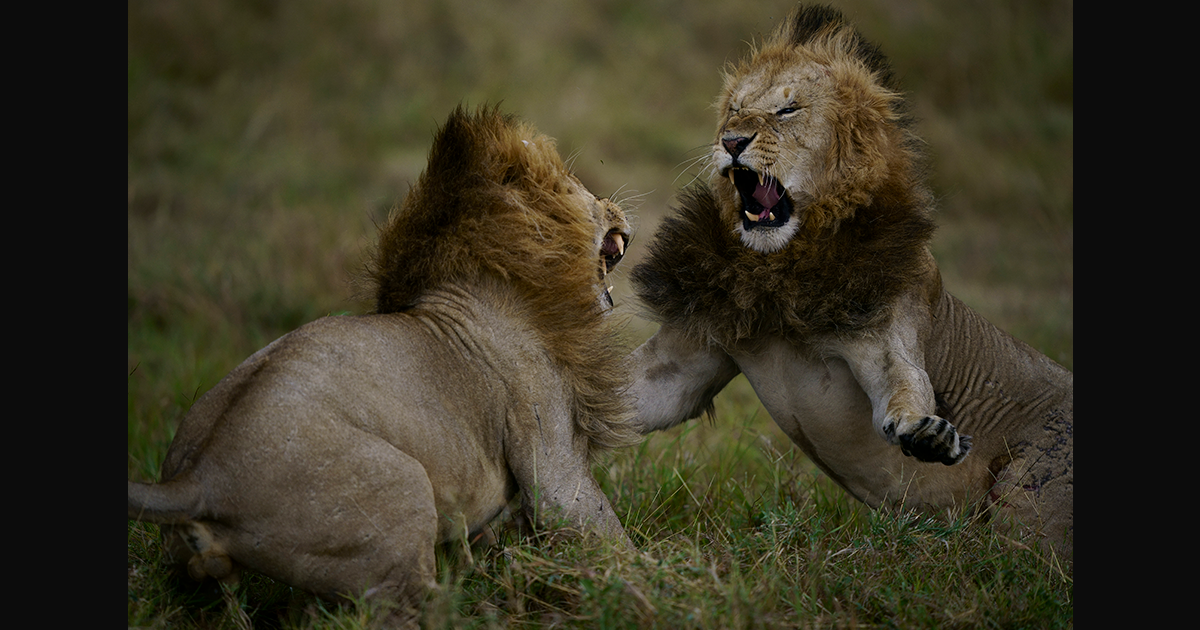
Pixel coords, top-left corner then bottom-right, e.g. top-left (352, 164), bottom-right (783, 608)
top-left (630, 184), bottom-right (1003, 508)
top-left (633, 184), bottom-right (935, 348)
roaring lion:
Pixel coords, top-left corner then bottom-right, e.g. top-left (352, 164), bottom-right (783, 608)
top-left (127, 105), bottom-right (640, 622)
top-left (628, 6), bottom-right (1072, 560)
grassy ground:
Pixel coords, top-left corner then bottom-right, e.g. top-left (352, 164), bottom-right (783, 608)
top-left (128, 0), bottom-right (1072, 627)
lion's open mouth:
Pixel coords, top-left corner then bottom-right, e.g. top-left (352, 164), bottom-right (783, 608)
top-left (598, 229), bottom-right (627, 308)
top-left (601, 229), bottom-right (626, 276)
top-left (728, 168), bottom-right (792, 231)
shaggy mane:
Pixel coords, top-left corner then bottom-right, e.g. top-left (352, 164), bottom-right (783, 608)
top-left (633, 185), bottom-right (935, 348)
top-left (777, 4), bottom-right (900, 94)
top-left (717, 4), bottom-right (925, 237)
top-left (635, 5), bottom-right (937, 348)
top-left (367, 105), bottom-right (637, 453)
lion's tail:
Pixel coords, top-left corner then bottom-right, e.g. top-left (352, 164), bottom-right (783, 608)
top-left (128, 479), bottom-right (201, 524)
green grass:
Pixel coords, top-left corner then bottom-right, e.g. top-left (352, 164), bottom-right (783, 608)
top-left (129, 0), bottom-right (1072, 627)
top-left (129, 392), bottom-right (1073, 628)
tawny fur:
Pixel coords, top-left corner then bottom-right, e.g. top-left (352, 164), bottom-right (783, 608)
top-left (128, 106), bottom-right (640, 625)
top-left (628, 6), bottom-right (1072, 561)
top-left (369, 106), bottom-right (638, 453)
top-left (635, 5), bottom-right (936, 347)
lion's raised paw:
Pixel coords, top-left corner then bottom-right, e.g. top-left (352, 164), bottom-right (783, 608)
top-left (891, 415), bottom-right (971, 466)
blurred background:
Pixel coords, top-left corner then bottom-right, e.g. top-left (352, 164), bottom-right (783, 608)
top-left (128, 0), bottom-right (1072, 477)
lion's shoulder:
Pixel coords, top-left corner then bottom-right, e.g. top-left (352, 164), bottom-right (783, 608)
top-left (366, 105), bottom-right (638, 453)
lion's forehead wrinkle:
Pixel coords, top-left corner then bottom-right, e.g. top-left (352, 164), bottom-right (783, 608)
top-left (723, 84), bottom-right (824, 134)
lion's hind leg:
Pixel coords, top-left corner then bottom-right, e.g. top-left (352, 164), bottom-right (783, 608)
top-left (213, 430), bottom-right (440, 623)
top-left (306, 443), bottom-right (438, 615)
top-left (986, 438), bottom-right (1073, 562)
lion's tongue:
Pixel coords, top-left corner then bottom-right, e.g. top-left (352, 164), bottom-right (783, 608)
top-left (752, 178), bottom-right (782, 213)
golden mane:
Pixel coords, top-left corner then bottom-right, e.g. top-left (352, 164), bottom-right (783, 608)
top-left (634, 6), bottom-right (937, 348)
top-left (628, 4), bottom-right (1073, 564)
top-left (368, 105), bottom-right (638, 453)
top-left (717, 4), bottom-right (926, 236)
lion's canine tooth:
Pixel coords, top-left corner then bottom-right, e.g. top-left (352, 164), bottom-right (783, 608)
top-left (757, 171), bottom-right (765, 186)
top-left (768, 212), bottom-right (776, 221)
top-left (613, 234), bottom-right (625, 257)
top-left (745, 210), bottom-right (759, 222)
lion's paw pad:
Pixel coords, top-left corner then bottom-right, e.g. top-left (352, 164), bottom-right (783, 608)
top-left (897, 416), bottom-right (970, 466)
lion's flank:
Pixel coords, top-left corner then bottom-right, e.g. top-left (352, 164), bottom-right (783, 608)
top-left (368, 105), bottom-right (638, 453)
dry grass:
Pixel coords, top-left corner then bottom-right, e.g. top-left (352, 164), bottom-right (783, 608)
top-left (128, 1), bottom-right (1072, 627)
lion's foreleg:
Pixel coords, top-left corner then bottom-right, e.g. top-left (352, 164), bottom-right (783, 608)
top-left (626, 325), bottom-right (741, 434)
top-left (838, 304), bottom-right (971, 466)
top-left (506, 407), bottom-right (634, 550)
top-left (515, 459), bottom-right (633, 550)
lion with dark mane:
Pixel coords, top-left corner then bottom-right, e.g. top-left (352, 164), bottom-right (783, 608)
top-left (128, 106), bottom-right (639, 624)
top-left (628, 5), bottom-right (1072, 561)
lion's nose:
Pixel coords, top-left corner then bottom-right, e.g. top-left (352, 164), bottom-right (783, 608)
top-left (722, 136), bottom-right (751, 158)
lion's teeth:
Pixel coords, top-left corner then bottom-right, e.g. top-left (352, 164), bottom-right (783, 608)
top-left (728, 171), bottom-right (737, 187)
top-left (768, 212), bottom-right (775, 221)
top-left (745, 210), bottom-right (759, 222)
top-left (613, 234), bottom-right (625, 256)
top-left (757, 171), bottom-right (765, 186)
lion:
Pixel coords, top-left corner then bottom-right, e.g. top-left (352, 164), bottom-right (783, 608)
top-left (127, 105), bottom-right (640, 624)
top-left (627, 5), bottom-right (1072, 561)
